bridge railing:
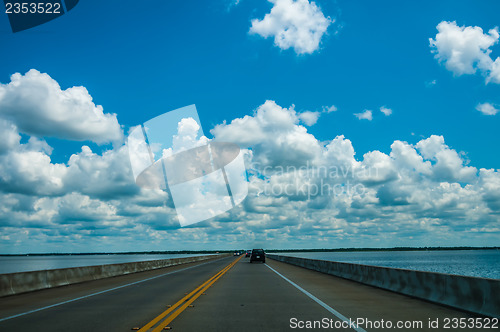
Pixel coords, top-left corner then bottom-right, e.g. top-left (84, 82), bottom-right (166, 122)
top-left (267, 254), bottom-right (500, 318)
top-left (0, 254), bottom-right (230, 297)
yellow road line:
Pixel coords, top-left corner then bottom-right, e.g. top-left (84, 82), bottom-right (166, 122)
top-left (139, 255), bottom-right (242, 331)
top-left (138, 259), bottom-right (235, 331)
top-left (151, 255), bottom-right (242, 332)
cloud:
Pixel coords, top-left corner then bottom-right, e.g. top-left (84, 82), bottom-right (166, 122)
top-left (0, 135), bottom-right (68, 196)
top-left (478, 168), bottom-right (500, 211)
top-left (1, 97), bottom-right (499, 251)
top-left (297, 105), bottom-right (337, 125)
top-left (212, 100), bottom-right (322, 167)
top-left (298, 110), bottom-right (320, 126)
top-left (249, 0), bottom-right (332, 54)
top-left (228, 0), bottom-right (241, 8)
top-left (162, 117), bottom-right (210, 158)
top-left (56, 193), bottom-right (119, 223)
top-left (380, 106), bottom-right (392, 116)
top-left (354, 109), bottom-right (372, 120)
top-left (416, 135), bottom-right (477, 182)
top-left (425, 79), bottom-right (437, 87)
top-left (490, 59), bottom-right (500, 83)
top-left (429, 21), bottom-right (500, 84)
top-left (0, 69), bottom-right (123, 144)
top-left (390, 140), bottom-right (431, 175)
top-left (322, 134), bottom-right (358, 170)
top-left (65, 145), bottom-right (140, 200)
top-left (476, 102), bottom-right (499, 115)
top-left (0, 137), bottom-right (140, 200)
top-left (212, 103), bottom-right (495, 238)
top-left (322, 105), bottom-right (337, 113)
top-left (0, 119), bottom-right (20, 155)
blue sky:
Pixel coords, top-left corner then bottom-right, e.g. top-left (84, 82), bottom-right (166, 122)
top-left (0, 0), bottom-right (499, 253)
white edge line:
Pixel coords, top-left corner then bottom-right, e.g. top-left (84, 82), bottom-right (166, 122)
top-left (265, 264), bottom-right (367, 332)
top-left (0, 256), bottom-right (229, 323)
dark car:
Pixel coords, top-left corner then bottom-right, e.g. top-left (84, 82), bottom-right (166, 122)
top-left (245, 250), bottom-right (251, 258)
top-left (250, 249), bottom-right (265, 263)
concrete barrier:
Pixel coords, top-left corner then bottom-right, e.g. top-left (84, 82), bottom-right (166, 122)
top-left (267, 254), bottom-right (500, 318)
top-left (0, 254), bottom-right (229, 297)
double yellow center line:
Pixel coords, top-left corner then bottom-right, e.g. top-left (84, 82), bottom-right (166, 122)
top-left (138, 255), bottom-right (243, 331)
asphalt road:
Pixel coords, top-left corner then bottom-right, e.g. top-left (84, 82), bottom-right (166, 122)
top-left (0, 255), bottom-right (484, 332)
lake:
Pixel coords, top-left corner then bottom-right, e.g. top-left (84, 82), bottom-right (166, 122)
top-left (276, 249), bottom-right (500, 279)
top-left (2, 250), bottom-right (499, 279)
top-left (0, 254), bottom-right (211, 274)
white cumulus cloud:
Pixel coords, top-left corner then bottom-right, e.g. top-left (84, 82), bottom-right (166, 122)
top-left (0, 69), bottom-right (123, 144)
top-left (162, 117), bottom-right (210, 158)
top-left (380, 106), bottom-right (392, 116)
top-left (249, 0), bottom-right (332, 54)
top-left (212, 100), bottom-right (322, 166)
top-left (298, 110), bottom-right (320, 126)
top-left (1, 96), bottom-right (499, 251)
top-left (354, 110), bottom-right (372, 121)
top-left (0, 138), bottom-right (67, 196)
top-left (0, 119), bottom-right (20, 155)
top-left (322, 105), bottom-right (337, 113)
top-left (416, 135), bottom-right (477, 182)
top-left (476, 102), bottom-right (499, 115)
top-left (425, 79), bottom-right (437, 88)
top-left (210, 101), bottom-right (499, 247)
top-left (429, 21), bottom-right (500, 84)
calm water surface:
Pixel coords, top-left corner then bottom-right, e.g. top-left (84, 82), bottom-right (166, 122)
top-left (0, 254), bottom-right (210, 274)
top-left (277, 250), bottom-right (500, 279)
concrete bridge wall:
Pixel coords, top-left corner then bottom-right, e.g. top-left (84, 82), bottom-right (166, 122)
top-left (0, 254), bottom-right (229, 297)
top-left (267, 254), bottom-right (500, 318)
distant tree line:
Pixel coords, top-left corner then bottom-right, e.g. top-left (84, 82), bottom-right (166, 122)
top-left (1, 246), bottom-right (498, 256)
top-left (266, 246), bottom-right (500, 253)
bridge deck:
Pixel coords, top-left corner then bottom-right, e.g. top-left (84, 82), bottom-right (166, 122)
top-left (0, 256), bottom-right (482, 331)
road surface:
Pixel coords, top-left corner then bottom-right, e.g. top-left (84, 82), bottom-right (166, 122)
top-left (0, 255), bottom-right (485, 331)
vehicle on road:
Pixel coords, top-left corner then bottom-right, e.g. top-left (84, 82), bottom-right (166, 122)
top-left (250, 249), bottom-right (265, 263)
top-left (233, 251), bottom-right (240, 256)
top-left (245, 250), bottom-right (251, 257)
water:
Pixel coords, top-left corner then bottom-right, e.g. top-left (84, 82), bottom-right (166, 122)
top-left (0, 254), bottom-right (211, 274)
top-left (276, 250), bottom-right (500, 279)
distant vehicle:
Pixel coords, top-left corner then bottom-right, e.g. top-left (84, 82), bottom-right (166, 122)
top-left (245, 250), bottom-right (251, 258)
top-left (250, 249), bottom-right (265, 263)
top-left (233, 251), bottom-right (240, 256)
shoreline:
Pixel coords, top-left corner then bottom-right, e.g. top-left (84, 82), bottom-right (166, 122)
top-left (1, 246), bottom-right (499, 256)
